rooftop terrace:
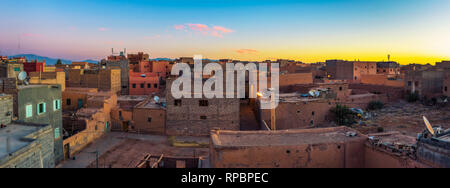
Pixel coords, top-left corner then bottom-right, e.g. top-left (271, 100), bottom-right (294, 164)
top-left (211, 126), bottom-right (366, 148)
top-left (0, 123), bottom-right (48, 160)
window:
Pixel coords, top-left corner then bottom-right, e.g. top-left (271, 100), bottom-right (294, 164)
top-left (132, 84), bottom-right (136, 88)
top-left (66, 99), bottom-right (71, 106)
top-left (54, 128), bottom-right (60, 139)
top-left (148, 84), bottom-right (151, 88)
top-left (312, 111), bottom-right (315, 116)
top-left (445, 86), bottom-right (448, 92)
top-left (154, 84), bottom-right (158, 88)
top-left (53, 100), bottom-right (61, 111)
top-left (25, 104), bottom-right (33, 118)
top-left (200, 116), bottom-right (207, 120)
top-left (408, 81), bottom-right (412, 86)
top-left (140, 83), bottom-right (144, 88)
top-left (147, 117), bottom-right (152, 123)
top-left (119, 111), bottom-right (122, 117)
top-left (174, 100), bottom-right (182, 106)
top-left (339, 87), bottom-right (343, 91)
top-left (37, 102), bottom-right (46, 115)
top-left (199, 100), bottom-right (209, 107)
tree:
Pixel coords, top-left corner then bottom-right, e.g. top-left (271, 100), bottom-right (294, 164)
top-left (368, 101), bottom-right (384, 110)
top-left (56, 59), bottom-right (62, 65)
top-left (331, 104), bottom-right (357, 126)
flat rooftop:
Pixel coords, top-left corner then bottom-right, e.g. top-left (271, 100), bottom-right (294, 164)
top-left (118, 95), bottom-right (148, 101)
top-left (17, 84), bottom-right (60, 90)
top-left (277, 93), bottom-right (323, 103)
top-left (135, 99), bottom-right (166, 109)
top-left (0, 123), bottom-right (45, 159)
top-left (211, 127), bottom-right (366, 148)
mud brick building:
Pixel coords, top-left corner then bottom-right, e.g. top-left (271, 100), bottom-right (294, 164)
top-left (0, 122), bottom-right (55, 168)
top-left (111, 95), bottom-right (147, 131)
top-left (210, 127), bottom-right (368, 168)
top-left (29, 72), bottom-right (66, 91)
top-left (210, 127), bottom-right (435, 168)
top-left (131, 99), bottom-right (166, 134)
top-left (404, 69), bottom-right (444, 100)
top-left (360, 74), bottom-right (404, 87)
top-left (0, 63), bottom-right (23, 79)
top-left (68, 69), bottom-right (121, 94)
top-left (23, 60), bottom-right (45, 74)
top-left (62, 91), bottom-right (116, 159)
top-left (257, 93), bottom-right (336, 130)
top-left (62, 88), bottom-right (115, 111)
top-left (435, 61), bottom-right (450, 69)
top-left (325, 60), bottom-right (377, 82)
top-left (279, 72), bottom-right (313, 87)
top-left (376, 61), bottom-right (400, 75)
top-left (99, 59), bottom-right (130, 95)
top-left (444, 73), bottom-right (450, 97)
top-left (129, 72), bottom-right (161, 95)
top-left (165, 78), bottom-right (240, 136)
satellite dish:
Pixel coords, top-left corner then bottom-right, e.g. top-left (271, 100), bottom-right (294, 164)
top-left (18, 71), bottom-right (27, 81)
top-left (423, 116), bottom-right (435, 136)
top-left (18, 71), bottom-right (29, 85)
top-left (154, 96), bottom-right (160, 103)
top-left (314, 91), bottom-right (321, 97)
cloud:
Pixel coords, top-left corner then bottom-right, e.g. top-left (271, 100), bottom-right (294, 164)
top-left (213, 26), bottom-right (234, 33)
top-left (98, 27), bottom-right (109, 32)
top-left (236, 49), bottom-right (259, 54)
top-left (175, 23), bottom-right (234, 38)
top-left (174, 24), bottom-right (186, 30)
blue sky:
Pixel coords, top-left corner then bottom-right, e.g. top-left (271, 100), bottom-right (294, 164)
top-left (1, 0), bottom-right (449, 64)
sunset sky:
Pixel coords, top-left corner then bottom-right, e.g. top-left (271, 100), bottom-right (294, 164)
top-left (1, 0), bottom-right (450, 64)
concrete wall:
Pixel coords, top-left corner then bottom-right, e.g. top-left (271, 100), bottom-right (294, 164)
top-left (15, 85), bottom-right (64, 163)
top-left (0, 124), bottom-right (55, 168)
top-left (0, 95), bottom-right (13, 125)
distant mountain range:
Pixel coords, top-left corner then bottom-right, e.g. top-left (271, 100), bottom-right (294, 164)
top-left (9, 54), bottom-right (98, 65)
top-left (8, 54), bottom-right (219, 65)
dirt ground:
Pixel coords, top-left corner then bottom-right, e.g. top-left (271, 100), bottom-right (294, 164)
top-left (87, 137), bottom-right (209, 168)
top-left (355, 101), bottom-right (450, 137)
